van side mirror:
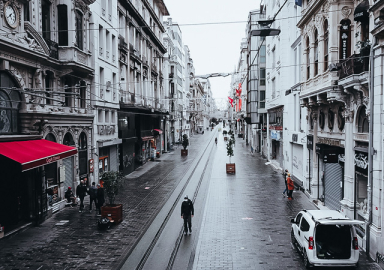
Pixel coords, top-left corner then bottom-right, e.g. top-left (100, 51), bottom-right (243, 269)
top-left (290, 218), bottom-right (296, 223)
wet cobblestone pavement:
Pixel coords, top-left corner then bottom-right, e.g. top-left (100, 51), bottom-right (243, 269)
top-left (0, 129), bottom-right (381, 270)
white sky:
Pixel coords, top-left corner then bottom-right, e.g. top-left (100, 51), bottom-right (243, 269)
top-left (164, 0), bottom-right (261, 109)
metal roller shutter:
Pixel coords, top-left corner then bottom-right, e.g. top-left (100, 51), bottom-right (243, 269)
top-left (110, 146), bottom-right (118, 172)
top-left (324, 163), bottom-right (343, 211)
top-left (63, 157), bottom-right (74, 189)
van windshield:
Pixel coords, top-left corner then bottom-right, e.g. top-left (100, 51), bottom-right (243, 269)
top-left (315, 224), bottom-right (352, 259)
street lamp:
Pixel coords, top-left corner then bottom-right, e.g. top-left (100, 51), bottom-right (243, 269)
top-left (251, 20), bottom-right (280, 37)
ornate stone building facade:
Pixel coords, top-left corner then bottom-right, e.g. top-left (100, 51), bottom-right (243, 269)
top-left (0, 0), bottom-right (95, 229)
top-left (298, 0), bottom-right (372, 253)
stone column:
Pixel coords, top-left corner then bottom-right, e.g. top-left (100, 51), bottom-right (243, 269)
top-left (340, 114), bottom-right (354, 218)
top-left (311, 110), bottom-right (319, 200)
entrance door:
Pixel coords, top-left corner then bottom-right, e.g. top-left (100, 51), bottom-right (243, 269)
top-left (324, 163), bottom-right (343, 211)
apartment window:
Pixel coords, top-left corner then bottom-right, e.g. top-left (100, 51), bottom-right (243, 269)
top-left (106, 30), bottom-right (110, 59)
top-left (42, 0), bottom-right (51, 40)
top-left (100, 67), bottom-right (104, 98)
top-left (45, 72), bottom-right (52, 105)
top-left (260, 45), bottom-right (266, 63)
top-left (101, 0), bottom-right (106, 16)
top-left (99, 25), bottom-right (104, 57)
top-left (105, 110), bottom-right (110, 123)
top-left (75, 10), bottom-right (83, 50)
top-left (306, 37), bottom-right (310, 79)
top-left (314, 29), bottom-right (318, 76)
top-left (111, 111), bottom-right (115, 123)
top-left (272, 78), bottom-right (276, 99)
top-left (23, 2), bottom-right (30, 22)
top-left (324, 20), bottom-right (329, 72)
top-left (112, 35), bottom-right (116, 62)
top-left (119, 12), bottom-right (125, 38)
top-left (260, 68), bottom-right (266, 86)
top-left (98, 110), bottom-right (103, 123)
top-left (272, 47), bottom-right (275, 69)
top-left (79, 81), bottom-right (86, 108)
top-left (260, 90), bottom-right (265, 108)
top-left (58, 5), bottom-right (68, 46)
top-left (108, 0), bottom-right (112, 21)
top-left (64, 78), bottom-right (73, 107)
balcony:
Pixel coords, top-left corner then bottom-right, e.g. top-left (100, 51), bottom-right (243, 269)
top-left (58, 46), bottom-right (92, 70)
top-left (97, 125), bottom-right (115, 135)
top-left (339, 54), bottom-right (369, 80)
top-left (44, 38), bottom-right (59, 59)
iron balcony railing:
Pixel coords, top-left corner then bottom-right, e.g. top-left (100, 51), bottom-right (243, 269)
top-left (339, 53), bottom-right (369, 80)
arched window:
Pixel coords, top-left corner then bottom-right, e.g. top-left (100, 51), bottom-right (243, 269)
top-left (63, 132), bottom-right (75, 146)
top-left (75, 10), bottom-right (83, 50)
top-left (358, 106), bottom-right (369, 133)
top-left (324, 20), bottom-right (329, 72)
top-left (306, 36), bottom-right (310, 79)
top-left (78, 132), bottom-right (88, 176)
top-left (45, 133), bottom-right (56, 142)
top-left (0, 72), bottom-right (20, 134)
top-left (314, 29), bottom-right (319, 76)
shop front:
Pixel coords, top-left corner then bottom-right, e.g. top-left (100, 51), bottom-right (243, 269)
top-left (316, 142), bottom-right (345, 211)
top-left (353, 149), bottom-right (369, 248)
top-left (0, 138), bottom-right (77, 233)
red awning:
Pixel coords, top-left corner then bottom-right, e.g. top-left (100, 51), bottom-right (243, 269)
top-left (153, 129), bottom-right (163, 134)
top-left (141, 136), bottom-right (154, 141)
top-left (0, 139), bottom-right (78, 172)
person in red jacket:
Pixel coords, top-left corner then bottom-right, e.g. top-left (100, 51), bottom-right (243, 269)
top-left (287, 173), bottom-right (294, 200)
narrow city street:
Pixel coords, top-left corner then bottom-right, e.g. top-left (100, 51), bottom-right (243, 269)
top-left (0, 125), bottom-right (381, 270)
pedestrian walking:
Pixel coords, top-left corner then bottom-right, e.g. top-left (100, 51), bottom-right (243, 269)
top-left (282, 169), bottom-right (288, 197)
top-left (287, 173), bottom-right (294, 200)
top-left (76, 180), bottom-right (87, 212)
top-left (96, 184), bottom-right (105, 216)
top-left (88, 182), bottom-right (98, 212)
top-left (181, 195), bottom-right (194, 235)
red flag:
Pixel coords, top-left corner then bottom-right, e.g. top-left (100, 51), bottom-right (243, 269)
top-left (236, 83), bottom-right (242, 97)
top-left (228, 97), bottom-right (234, 107)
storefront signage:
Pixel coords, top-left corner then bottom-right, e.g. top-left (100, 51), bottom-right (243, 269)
top-left (89, 159), bottom-right (94, 173)
top-left (317, 137), bottom-right (342, 147)
top-left (46, 156), bottom-right (60, 163)
top-left (307, 135), bottom-right (313, 150)
top-left (269, 125), bottom-right (283, 130)
top-left (271, 130), bottom-right (280, 140)
top-left (355, 153), bottom-right (368, 169)
top-left (339, 20), bottom-right (351, 61)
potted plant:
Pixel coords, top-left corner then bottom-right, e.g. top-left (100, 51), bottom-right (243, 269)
top-left (181, 134), bottom-right (189, 156)
top-left (100, 171), bottom-right (124, 224)
top-left (356, 38), bottom-right (371, 57)
top-left (226, 137), bottom-right (236, 174)
top-left (223, 130), bottom-right (228, 141)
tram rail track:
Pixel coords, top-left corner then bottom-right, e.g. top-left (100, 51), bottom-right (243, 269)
top-left (117, 131), bottom-right (217, 270)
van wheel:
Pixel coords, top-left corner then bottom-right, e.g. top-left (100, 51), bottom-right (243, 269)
top-left (303, 251), bottom-right (311, 269)
top-left (291, 229), bottom-right (297, 246)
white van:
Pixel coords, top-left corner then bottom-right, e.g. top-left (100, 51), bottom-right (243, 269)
top-left (291, 210), bottom-right (364, 268)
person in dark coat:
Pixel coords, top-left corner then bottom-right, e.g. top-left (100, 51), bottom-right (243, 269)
top-left (88, 182), bottom-right (98, 212)
top-left (76, 180), bottom-right (87, 212)
top-left (181, 195), bottom-right (194, 235)
top-left (96, 184), bottom-right (105, 216)
top-left (65, 187), bottom-right (76, 205)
